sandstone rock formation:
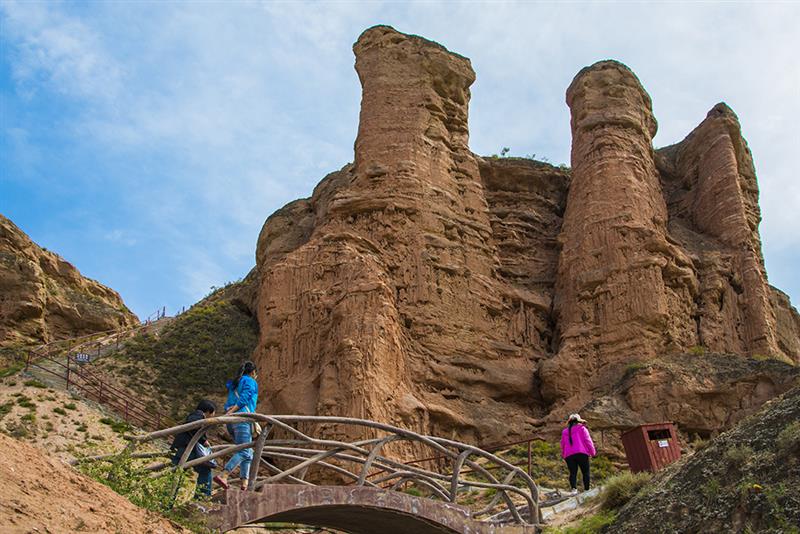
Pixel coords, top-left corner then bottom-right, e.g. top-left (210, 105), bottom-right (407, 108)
top-left (0, 214), bottom-right (137, 349)
top-left (540, 61), bottom-right (698, 408)
top-left (249, 26), bottom-right (800, 450)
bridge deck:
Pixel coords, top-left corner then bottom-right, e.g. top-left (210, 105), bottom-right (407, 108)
top-left (212, 485), bottom-right (538, 534)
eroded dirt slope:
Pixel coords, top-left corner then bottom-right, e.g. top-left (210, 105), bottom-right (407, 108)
top-left (0, 431), bottom-right (187, 534)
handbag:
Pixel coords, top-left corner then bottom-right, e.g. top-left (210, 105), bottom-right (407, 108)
top-left (195, 442), bottom-right (218, 468)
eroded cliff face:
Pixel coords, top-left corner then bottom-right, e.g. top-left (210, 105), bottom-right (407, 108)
top-left (0, 214), bottom-right (138, 348)
top-left (657, 103), bottom-right (786, 360)
top-left (251, 26), bottom-right (800, 449)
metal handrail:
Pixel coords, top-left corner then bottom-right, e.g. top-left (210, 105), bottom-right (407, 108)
top-left (104, 414), bottom-right (541, 526)
top-left (24, 349), bottom-right (170, 430)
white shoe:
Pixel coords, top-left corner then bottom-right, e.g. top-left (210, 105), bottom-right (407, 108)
top-left (569, 488), bottom-right (578, 496)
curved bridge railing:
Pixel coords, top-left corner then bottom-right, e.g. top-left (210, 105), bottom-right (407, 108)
top-left (109, 414), bottom-right (540, 526)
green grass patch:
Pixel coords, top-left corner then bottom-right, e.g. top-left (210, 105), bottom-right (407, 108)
top-left (23, 379), bottom-right (47, 389)
top-left (77, 454), bottom-right (214, 532)
top-left (99, 417), bottom-right (133, 434)
top-left (63, 402), bottom-right (77, 410)
top-left (0, 401), bottom-right (14, 420)
top-left (53, 407), bottom-right (67, 416)
top-left (404, 487), bottom-right (423, 497)
top-left (600, 472), bottom-right (653, 511)
top-left (777, 421), bottom-right (800, 455)
top-left (16, 396), bottom-right (36, 410)
top-left (100, 299), bottom-right (258, 421)
top-left (545, 510), bottom-right (617, 534)
top-left (0, 362), bottom-right (24, 378)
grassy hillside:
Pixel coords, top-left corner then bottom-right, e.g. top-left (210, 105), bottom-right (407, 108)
top-left (94, 296), bottom-right (259, 422)
top-left (606, 385), bottom-right (800, 534)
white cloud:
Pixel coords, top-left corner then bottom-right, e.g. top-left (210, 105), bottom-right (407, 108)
top-left (2, 0), bottom-right (123, 100)
top-left (2, 0), bottom-right (799, 312)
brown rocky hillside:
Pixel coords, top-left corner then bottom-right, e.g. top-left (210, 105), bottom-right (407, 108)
top-left (242, 26), bottom-right (800, 450)
top-left (0, 213), bottom-right (138, 354)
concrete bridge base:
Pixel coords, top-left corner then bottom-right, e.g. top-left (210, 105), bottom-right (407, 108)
top-left (211, 485), bottom-right (539, 534)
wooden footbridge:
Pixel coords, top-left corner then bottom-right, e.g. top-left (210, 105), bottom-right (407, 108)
top-left (109, 414), bottom-right (542, 533)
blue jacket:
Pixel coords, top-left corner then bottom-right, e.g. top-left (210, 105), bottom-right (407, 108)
top-left (226, 375), bottom-right (258, 413)
top-left (224, 380), bottom-right (238, 411)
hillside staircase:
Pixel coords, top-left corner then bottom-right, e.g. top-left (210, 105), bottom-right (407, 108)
top-left (22, 312), bottom-right (173, 429)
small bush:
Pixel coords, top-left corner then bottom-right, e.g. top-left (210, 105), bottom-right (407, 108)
top-left (0, 362), bottom-right (24, 378)
top-left (99, 417), bottom-right (132, 434)
top-left (23, 379), bottom-right (47, 389)
top-left (601, 472), bottom-right (653, 510)
top-left (701, 479), bottom-right (721, 503)
top-left (724, 445), bottom-right (753, 467)
top-left (21, 413), bottom-right (36, 423)
top-left (777, 421), bottom-right (800, 455)
top-left (53, 407), bottom-right (67, 416)
top-left (63, 402), bottom-right (77, 411)
top-left (16, 397), bottom-right (35, 410)
top-left (78, 454), bottom-right (188, 513)
top-left (0, 401), bottom-right (13, 420)
top-left (688, 346), bottom-right (706, 356)
top-left (5, 420), bottom-right (29, 439)
top-left (624, 361), bottom-right (650, 378)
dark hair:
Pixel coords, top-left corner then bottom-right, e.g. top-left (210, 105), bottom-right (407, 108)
top-left (568, 419), bottom-right (578, 445)
top-left (231, 361), bottom-right (257, 390)
top-left (196, 399), bottom-right (217, 414)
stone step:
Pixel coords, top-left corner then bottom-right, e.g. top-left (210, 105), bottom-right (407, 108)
top-left (540, 487), bottom-right (601, 521)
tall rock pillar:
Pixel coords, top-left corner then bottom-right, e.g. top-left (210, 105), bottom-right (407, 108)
top-left (541, 61), bottom-right (696, 405)
top-left (657, 103), bottom-right (781, 358)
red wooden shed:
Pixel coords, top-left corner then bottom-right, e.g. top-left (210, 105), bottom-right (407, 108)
top-left (621, 422), bottom-right (681, 473)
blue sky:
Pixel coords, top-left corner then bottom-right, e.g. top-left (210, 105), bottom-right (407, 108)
top-left (1, 1), bottom-right (798, 319)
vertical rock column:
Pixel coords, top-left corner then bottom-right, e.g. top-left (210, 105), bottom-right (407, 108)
top-left (344, 27), bottom-right (506, 372)
top-left (350, 25), bottom-right (494, 279)
top-left (668, 104), bottom-right (780, 357)
top-left (541, 61), bottom-right (695, 404)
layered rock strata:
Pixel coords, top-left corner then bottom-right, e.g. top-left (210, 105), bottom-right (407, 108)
top-left (0, 214), bottom-right (138, 348)
top-left (250, 26), bottom-right (800, 449)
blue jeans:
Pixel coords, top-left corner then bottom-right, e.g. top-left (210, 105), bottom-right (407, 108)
top-left (172, 448), bottom-right (212, 497)
top-left (223, 422), bottom-right (253, 480)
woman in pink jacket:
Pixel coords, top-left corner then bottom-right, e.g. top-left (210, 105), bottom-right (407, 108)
top-left (560, 413), bottom-right (596, 494)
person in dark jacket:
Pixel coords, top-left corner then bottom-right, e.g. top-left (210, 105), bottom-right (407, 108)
top-left (172, 399), bottom-right (217, 497)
